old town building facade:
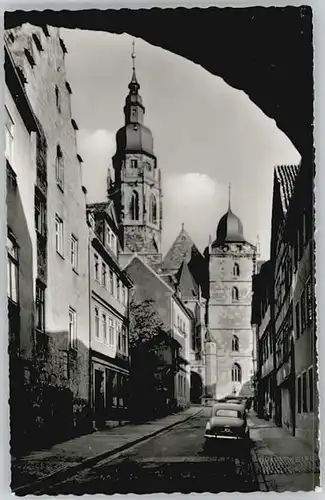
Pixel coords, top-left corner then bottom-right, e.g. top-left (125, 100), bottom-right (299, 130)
top-left (6, 25), bottom-right (90, 444)
top-left (252, 161), bottom-right (317, 449)
top-left (86, 202), bottom-right (133, 427)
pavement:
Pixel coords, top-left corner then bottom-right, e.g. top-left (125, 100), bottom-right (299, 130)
top-left (11, 406), bottom-right (202, 495)
top-left (248, 411), bottom-right (320, 492)
top-left (10, 406), bottom-right (321, 495)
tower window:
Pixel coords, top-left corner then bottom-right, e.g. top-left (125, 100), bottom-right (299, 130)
top-left (233, 263), bottom-right (240, 277)
top-left (130, 159), bottom-right (138, 169)
top-left (232, 286), bottom-right (239, 301)
top-left (232, 363), bottom-right (242, 383)
top-left (232, 335), bottom-right (239, 352)
top-left (130, 190), bottom-right (140, 220)
top-left (149, 194), bottom-right (157, 224)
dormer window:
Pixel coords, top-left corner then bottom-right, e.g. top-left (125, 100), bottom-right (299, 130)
top-left (105, 224), bottom-right (117, 255)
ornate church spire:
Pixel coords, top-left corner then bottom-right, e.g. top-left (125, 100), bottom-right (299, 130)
top-left (228, 182), bottom-right (232, 211)
top-left (124, 39), bottom-right (144, 125)
top-left (129, 39), bottom-right (140, 93)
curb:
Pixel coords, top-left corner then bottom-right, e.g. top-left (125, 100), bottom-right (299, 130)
top-left (250, 448), bottom-right (270, 492)
top-left (12, 408), bottom-right (203, 496)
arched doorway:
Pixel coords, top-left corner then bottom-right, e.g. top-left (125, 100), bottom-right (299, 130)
top-left (190, 371), bottom-right (203, 404)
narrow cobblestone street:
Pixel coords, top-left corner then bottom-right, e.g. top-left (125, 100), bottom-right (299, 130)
top-left (11, 407), bottom-right (320, 495)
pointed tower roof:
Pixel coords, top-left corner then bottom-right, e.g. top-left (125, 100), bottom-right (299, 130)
top-left (175, 260), bottom-right (199, 299)
top-left (162, 224), bottom-right (203, 273)
top-left (115, 40), bottom-right (154, 157)
top-left (213, 184), bottom-right (245, 246)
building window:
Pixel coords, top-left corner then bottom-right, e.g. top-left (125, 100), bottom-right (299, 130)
top-left (233, 263), bottom-right (240, 277)
top-left (123, 286), bottom-right (128, 306)
top-left (35, 283), bottom-right (45, 331)
top-left (7, 235), bottom-right (19, 303)
top-left (55, 85), bottom-right (61, 112)
top-left (122, 326), bottom-right (127, 355)
top-left (24, 48), bottom-right (35, 67)
top-left (56, 145), bottom-right (64, 190)
top-left (32, 33), bottom-right (43, 52)
top-left (297, 377), bottom-right (302, 414)
top-left (109, 269), bottom-right (114, 294)
top-left (55, 214), bottom-right (64, 256)
top-left (295, 302), bottom-right (300, 339)
top-left (232, 335), bottom-right (239, 352)
top-left (94, 253), bottom-right (99, 282)
top-left (117, 322), bottom-right (122, 351)
top-left (308, 366), bottom-right (314, 412)
top-left (117, 278), bottom-right (120, 301)
top-left (130, 159), bottom-right (138, 169)
top-left (35, 194), bottom-right (46, 236)
top-left (101, 262), bottom-right (107, 288)
top-left (5, 107), bottom-right (14, 166)
top-left (95, 307), bottom-right (100, 339)
top-left (69, 307), bottom-right (77, 349)
top-left (102, 313), bottom-right (107, 343)
top-left (109, 317), bottom-right (114, 345)
top-left (130, 190), bottom-right (140, 220)
top-left (301, 291), bottom-right (306, 333)
top-left (231, 363), bottom-right (242, 383)
top-left (302, 371), bottom-right (307, 413)
top-left (306, 279), bottom-right (313, 325)
top-left (70, 235), bottom-right (78, 272)
top-left (232, 286), bottom-right (239, 301)
top-left (149, 194), bottom-right (157, 224)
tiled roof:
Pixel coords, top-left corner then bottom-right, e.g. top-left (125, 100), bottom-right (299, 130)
top-left (175, 261), bottom-right (199, 299)
top-left (162, 225), bottom-right (203, 273)
top-left (274, 164), bottom-right (300, 216)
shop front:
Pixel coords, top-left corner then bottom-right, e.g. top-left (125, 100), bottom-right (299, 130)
top-left (92, 357), bottom-right (129, 428)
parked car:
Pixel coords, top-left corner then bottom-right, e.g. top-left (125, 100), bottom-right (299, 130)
top-left (204, 403), bottom-right (250, 443)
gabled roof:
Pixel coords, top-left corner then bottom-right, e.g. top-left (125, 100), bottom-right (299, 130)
top-left (123, 254), bottom-right (175, 294)
top-left (175, 261), bottom-right (198, 299)
top-left (87, 200), bottom-right (118, 232)
top-left (162, 225), bottom-right (203, 273)
top-left (274, 164), bottom-right (300, 217)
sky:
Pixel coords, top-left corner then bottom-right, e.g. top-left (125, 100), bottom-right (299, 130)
top-left (61, 28), bottom-right (301, 260)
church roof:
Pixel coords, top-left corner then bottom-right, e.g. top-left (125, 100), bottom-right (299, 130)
top-left (214, 207), bottom-right (245, 246)
top-left (274, 164), bottom-right (300, 216)
top-left (175, 260), bottom-right (199, 299)
top-left (162, 225), bottom-right (203, 274)
top-left (116, 123), bottom-right (154, 156)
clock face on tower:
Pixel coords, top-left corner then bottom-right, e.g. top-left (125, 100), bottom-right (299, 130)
top-left (126, 232), bottom-right (144, 252)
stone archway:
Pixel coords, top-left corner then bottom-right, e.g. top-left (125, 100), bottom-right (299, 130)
top-left (5, 6), bottom-right (313, 158)
top-left (190, 371), bottom-right (203, 404)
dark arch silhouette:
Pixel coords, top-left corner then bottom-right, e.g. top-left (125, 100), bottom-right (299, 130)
top-left (190, 371), bottom-right (203, 404)
top-left (5, 7), bottom-right (313, 158)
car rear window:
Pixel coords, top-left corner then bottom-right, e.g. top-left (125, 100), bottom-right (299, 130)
top-left (215, 409), bottom-right (240, 418)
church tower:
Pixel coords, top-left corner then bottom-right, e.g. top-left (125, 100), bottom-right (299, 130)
top-left (204, 186), bottom-right (256, 399)
top-left (112, 42), bottom-right (162, 270)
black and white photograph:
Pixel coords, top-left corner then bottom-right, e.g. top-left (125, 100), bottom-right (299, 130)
top-left (3, 5), bottom-right (319, 495)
